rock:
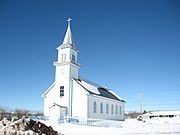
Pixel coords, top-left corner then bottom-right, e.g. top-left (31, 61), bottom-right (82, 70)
top-left (0, 118), bottom-right (61, 135)
top-left (2, 117), bottom-right (9, 126)
top-left (27, 119), bottom-right (59, 135)
top-left (11, 116), bottom-right (18, 123)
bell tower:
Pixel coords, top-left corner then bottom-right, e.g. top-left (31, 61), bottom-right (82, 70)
top-left (53, 18), bottom-right (80, 116)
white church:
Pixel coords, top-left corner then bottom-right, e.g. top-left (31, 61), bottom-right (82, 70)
top-left (42, 18), bottom-right (125, 123)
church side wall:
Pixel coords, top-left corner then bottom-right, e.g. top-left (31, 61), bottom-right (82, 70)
top-left (49, 105), bottom-right (61, 124)
top-left (88, 95), bottom-right (125, 121)
top-left (55, 64), bottom-right (71, 108)
top-left (44, 85), bottom-right (56, 117)
top-left (72, 80), bottom-right (88, 118)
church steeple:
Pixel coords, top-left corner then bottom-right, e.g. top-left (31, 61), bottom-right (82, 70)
top-left (62, 17), bottom-right (74, 45)
top-left (55, 17), bottom-right (80, 79)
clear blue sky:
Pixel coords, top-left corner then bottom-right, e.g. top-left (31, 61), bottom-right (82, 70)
top-left (0, 0), bottom-right (180, 113)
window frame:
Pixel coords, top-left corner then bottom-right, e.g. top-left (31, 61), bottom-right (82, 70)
top-left (100, 103), bottom-right (103, 114)
top-left (61, 54), bottom-right (66, 62)
top-left (60, 86), bottom-right (64, 97)
top-left (93, 101), bottom-right (97, 113)
top-left (116, 105), bottom-right (118, 115)
top-left (120, 106), bottom-right (122, 115)
top-left (106, 104), bottom-right (109, 114)
top-left (111, 104), bottom-right (114, 114)
top-left (72, 54), bottom-right (76, 62)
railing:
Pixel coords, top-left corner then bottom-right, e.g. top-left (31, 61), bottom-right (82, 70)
top-left (58, 116), bottom-right (122, 128)
top-left (28, 116), bottom-right (49, 121)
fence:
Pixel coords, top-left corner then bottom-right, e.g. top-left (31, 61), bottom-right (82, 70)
top-left (28, 116), bottom-right (49, 121)
top-left (58, 116), bottom-right (122, 128)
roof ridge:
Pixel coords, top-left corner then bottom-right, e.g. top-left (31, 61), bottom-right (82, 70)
top-left (78, 76), bottom-right (102, 88)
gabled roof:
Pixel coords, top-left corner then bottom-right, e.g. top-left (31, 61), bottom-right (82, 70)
top-left (98, 87), bottom-right (121, 101)
top-left (74, 77), bottom-right (125, 102)
top-left (48, 103), bottom-right (67, 109)
top-left (42, 82), bottom-right (55, 97)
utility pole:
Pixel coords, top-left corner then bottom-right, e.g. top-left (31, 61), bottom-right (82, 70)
top-left (139, 91), bottom-right (142, 114)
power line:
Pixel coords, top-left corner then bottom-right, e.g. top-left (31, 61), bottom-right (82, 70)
top-left (126, 89), bottom-right (180, 92)
top-left (126, 101), bottom-right (139, 104)
top-left (126, 105), bottom-right (140, 107)
top-left (124, 90), bottom-right (180, 111)
top-left (125, 102), bottom-right (180, 108)
top-left (143, 103), bottom-right (180, 106)
top-left (143, 90), bottom-right (180, 93)
top-left (122, 89), bottom-right (180, 96)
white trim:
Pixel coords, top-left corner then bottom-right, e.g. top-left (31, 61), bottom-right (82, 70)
top-left (42, 82), bottom-right (55, 97)
top-left (71, 78), bottom-right (89, 95)
top-left (54, 61), bottom-right (81, 68)
top-left (48, 103), bottom-right (67, 109)
top-left (89, 93), bottom-right (124, 104)
top-left (56, 44), bottom-right (79, 52)
top-left (109, 90), bottom-right (123, 101)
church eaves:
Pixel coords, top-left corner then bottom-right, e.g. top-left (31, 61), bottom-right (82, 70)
top-left (74, 77), bottom-right (125, 102)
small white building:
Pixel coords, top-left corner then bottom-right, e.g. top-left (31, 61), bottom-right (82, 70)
top-left (142, 111), bottom-right (180, 119)
top-left (42, 18), bottom-right (125, 123)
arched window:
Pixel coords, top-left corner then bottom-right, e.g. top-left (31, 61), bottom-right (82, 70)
top-left (120, 106), bottom-right (122, 115)
top-left (106, 104), bottom-right (109, 114)
top-left (116, 105), bottom-right (118, 114)
top-left (100, 103), bottom-right (103, 114)
top-left (93, 101), bottom-right (97, 113)
top-left (111, 104), bottom-right (114, 114)
top-left (61, 54), bottom-right (66, 62)
top-left (72, 54), bottom-right (76, 62)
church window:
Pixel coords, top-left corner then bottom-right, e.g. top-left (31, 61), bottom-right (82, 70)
top-left (60, 86), bottom-right (64, 97)
top-left (111, 105), bottom-right (114, 114)
top-left (106, 104), bottom-right (109, 114)
top-left (120, 106), bottom-right (122, 115)
top-left (72, 54), bottom-right (76, 62)
top-left (93, 101), bottom-right (97, 113)
top-left (100, 103), bottom-right (103, 114)
top-left (62, 54), bottom-right (66, 62)
top-left (116, 105), bottom-right (118, 114)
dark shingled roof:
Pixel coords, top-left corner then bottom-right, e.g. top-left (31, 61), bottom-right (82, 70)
top-left (74, 77), bottom-right (125, 102)
top-left (98, 87), bottom-right (121, 101)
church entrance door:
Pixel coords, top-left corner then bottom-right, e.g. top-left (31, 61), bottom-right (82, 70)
top-left (60, 107), bottom-right (67, 117)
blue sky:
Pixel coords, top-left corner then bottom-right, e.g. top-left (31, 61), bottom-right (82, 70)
top-left (0, 0), bottom-right (180, 113)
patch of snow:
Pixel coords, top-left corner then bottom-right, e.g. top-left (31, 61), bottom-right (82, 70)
top-left (1, 117), bottom-right (179, 135)
top-left (78, 79), bottom-right (100, 94)
top-left (40, 117), bottom-right (180, 135)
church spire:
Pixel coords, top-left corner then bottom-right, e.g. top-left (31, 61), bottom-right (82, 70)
top-left (63, 17), bottom-right (74, 45)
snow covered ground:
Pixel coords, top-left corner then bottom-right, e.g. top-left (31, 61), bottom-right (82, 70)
top-left (42, 117), bottom-right (180, 135)
top-left (1, 117), bottom-right (179, 135)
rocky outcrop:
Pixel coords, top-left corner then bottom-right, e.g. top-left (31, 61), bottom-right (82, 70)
top-left (0, 118), bottom-right (61, 135)
top-left (27, 119), bottom-right (59, 135)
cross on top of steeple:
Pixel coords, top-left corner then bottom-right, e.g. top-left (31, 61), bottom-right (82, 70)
top-left (62, 17), bottom-right (74, 45)
top-left (67, 17), bottom-right (72, 27)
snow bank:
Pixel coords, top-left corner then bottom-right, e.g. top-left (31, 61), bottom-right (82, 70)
top-left (0, 118), bottom-right (60, 135)
top-left (1, 117), bottom-right (180, 135)
top-left (41, 117), bottom-right (180, 135)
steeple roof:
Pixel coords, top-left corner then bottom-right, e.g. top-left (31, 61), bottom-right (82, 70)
top-left (62, 17), bottom-right (74, 45)
top-left (57, 17), bottom-right (78, 51)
